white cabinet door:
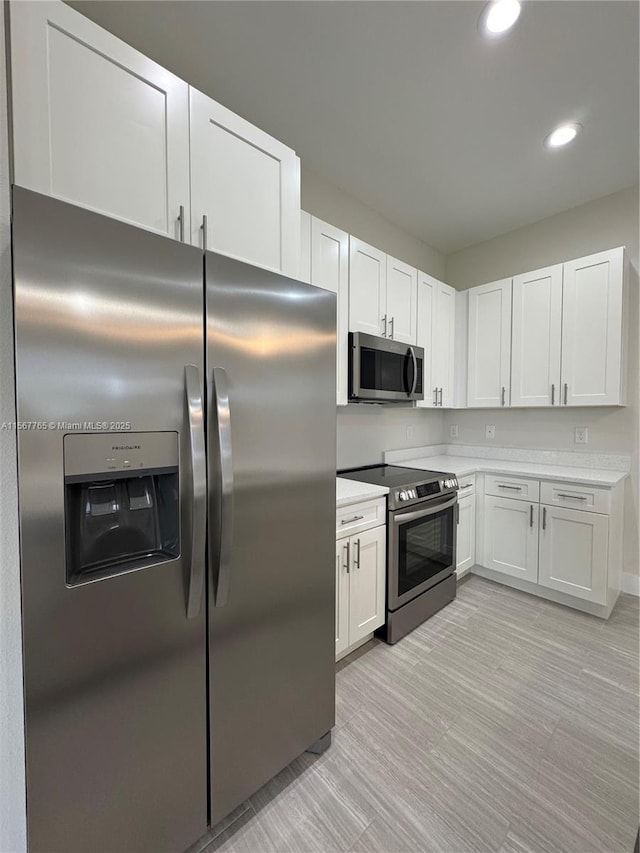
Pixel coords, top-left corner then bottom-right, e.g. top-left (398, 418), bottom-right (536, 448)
top-left (416, 274), bottom-right (455, 408)
top-left (10, 0), bottom-right (190, 239)
top-left (311, 217), bottom-right (350, 406)
top-left (189, 87), bottom-right (300, 275)
top-left (433, 281), bottom-right (457, 407)
top-left (386, 256), bottom-right (417, 345)
top-left (538, 506), bottom-right (609, 604)
top-left (416, 272), bottom-right (436, 408)
top-left (561, 248), bottom-right (625, 406)
top-left (300, 211), bottom-right (312, 284)
top-left (467, 279), bottom-right (512, 408)
top-left (483, 496), bottom-right (538, 583)
top-left (349, 526), bottom-right (386, 646)
top-left (349, 238), bottom-right (387, 337)
top-left (456, 494), bottom-right (476, 576)
top-left (335, 539), bottom-right (350, 658)
top-left (511, 265), bottom-right (563, 407)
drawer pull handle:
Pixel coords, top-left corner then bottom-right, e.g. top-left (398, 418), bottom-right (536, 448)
top-left (341, 514), bottom-right (364, 525)
top-left (497, 484), bottom-right (522, 491)
top-left (557, 493), bottom-right (587, 501)
top-left (460, 483), bottom-right (473, 489)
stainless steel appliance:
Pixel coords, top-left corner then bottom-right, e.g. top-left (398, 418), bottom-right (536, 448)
top-left (12, 187), bottom-right (336, 853)
top-left (349, 332), bottom-right (424, 402)
top-left (338, 465), bottom-right (458, 643)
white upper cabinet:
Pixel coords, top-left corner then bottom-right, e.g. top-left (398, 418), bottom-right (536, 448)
top-left (511, 265), bottom-right (563, 407)
top-left (10, 0), bottom-right (190, 240)
top-left (386, 256), bottom-right (417, 344)
top-left (300, 211), bottom-right (312, 284)
top-left (349, 238), bottom-right (387, 337)
top-left (416, 272), bottom-right (455, 407)
top-left (190, 87), bottom-right (300, 275)
top-left (561, 248), bottom-right (626, 406)
top-left (467, 278), bottom-right (512, 408)
top-left (309, 217), bottom-right (349, 406)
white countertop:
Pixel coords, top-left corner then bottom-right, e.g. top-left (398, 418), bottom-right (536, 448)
top-left (336, 477), bottom-right (389, 508)
top-left (396, 454), bottom-right (628, 487)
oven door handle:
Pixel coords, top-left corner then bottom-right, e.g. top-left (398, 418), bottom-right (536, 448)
top-left (393, 494), bottom-right (458, 524)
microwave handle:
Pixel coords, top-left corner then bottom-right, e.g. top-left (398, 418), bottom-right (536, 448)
top-left (408, 346), bottom-right (418, 396)
top-left (393, 494), bottom-right (458, 524)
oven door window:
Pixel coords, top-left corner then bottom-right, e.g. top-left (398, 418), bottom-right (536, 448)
top-left (397, 505), bottom-right (454, 598)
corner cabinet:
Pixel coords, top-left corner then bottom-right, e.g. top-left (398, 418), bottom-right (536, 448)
top-left (10, 0), bottom-right (301, 275)
top-left (335, 498), bottom-right (386, 660)
top-left (189, 88), bottom-right (300, 275)
top-left (417, 272), bottom-right (456, 408)
top-left (301, 212), bottom-right (349, 405)
top-left (9, 0), bottom-right (190, 239)
top-left (467, 278), bottom-right (512, 408)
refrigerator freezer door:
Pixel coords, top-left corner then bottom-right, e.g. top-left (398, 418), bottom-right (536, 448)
top-left (12, 187), bottom-right (208, 853)
top-left (206, 252), bottom-right (337, 824)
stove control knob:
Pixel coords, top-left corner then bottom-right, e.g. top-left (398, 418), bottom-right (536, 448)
top-left (399, 490), bottom-right (407, 501)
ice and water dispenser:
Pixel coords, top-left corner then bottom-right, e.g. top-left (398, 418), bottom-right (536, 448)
top-left (64, 432), bottom-right (180, 585)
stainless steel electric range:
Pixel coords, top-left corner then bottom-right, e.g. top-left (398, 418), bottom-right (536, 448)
top-left (338, 465), bottom-right (459, 643)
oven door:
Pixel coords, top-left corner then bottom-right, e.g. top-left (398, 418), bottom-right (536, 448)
top-left (349, 332), bottom-right (424, 402)
top-left (388, 494), bottom-right (457, 610)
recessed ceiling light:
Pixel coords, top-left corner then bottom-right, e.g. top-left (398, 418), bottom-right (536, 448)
top-left (545, 123), bottom-right (582, 149)
top-left (481, 0), bottom-right (522, 36)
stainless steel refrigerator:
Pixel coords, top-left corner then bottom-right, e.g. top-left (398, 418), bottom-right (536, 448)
top-left (11, 187), bottom-right (336, 853)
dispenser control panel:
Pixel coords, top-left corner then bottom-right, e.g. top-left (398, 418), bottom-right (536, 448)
top-left (64, 431), bottom-right (178, 480)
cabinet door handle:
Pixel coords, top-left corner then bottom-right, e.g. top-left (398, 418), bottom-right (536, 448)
top-left (542, 507), bottom-right (547, 530)
top-left (433, 387), bottom-right (438, 406)
top-left (557, 493), bottom-right (587, 501)
top-left (178, 205), bottom-right (185, 242)
top-left (501, 387), bottom-right (506, 407)
top-left (530, 504), bottom-right (534, 528)
top-left (381, 315), bottom-right (387, 337)
top-left (201, 214), bottom-right (208, 251)
top-left (389, 317), bottom-right (395, 340)
top-left (355, 538), bottom-right (361, 569)
top-left (343, 541), bottom-right (350, 573)
top-left (564, 383), bottom-right (568, 405)
top-left (438, 387), bottom-right (443, 407)
top-left (341, 514), bottom-right (364, 525)
top-left (551, 384), bottom-right (555, 405)
top-left (498, 484), bottom-right (522, 491)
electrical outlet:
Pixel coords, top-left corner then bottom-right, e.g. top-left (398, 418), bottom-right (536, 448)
top-left (449, 424), bottom-right (458, 439)
top-left (406, 425), bottom-right (414, 439)
top-left (485, 425), bottom-right (496, 439)
top-left (574, 427), bottom-right (588, 445)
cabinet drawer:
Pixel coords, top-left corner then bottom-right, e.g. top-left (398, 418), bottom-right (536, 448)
top-left (540, 481), bottom-right (610, 515)
top-left (337, 498), bottom-right (386, 537)
top-left (457, 475), bottom-right (476, 498)
top-left (484, 474), bottom-right (539, 503)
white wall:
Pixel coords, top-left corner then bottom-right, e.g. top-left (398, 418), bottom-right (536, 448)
top-left (337, 406), bottom-right (444, 469)
top-left (301, 166), bottom-right (446, 279)
top-left (0, 3), bottom-right (27, 850)
top-left (444, 186), bottom-right (640, 587)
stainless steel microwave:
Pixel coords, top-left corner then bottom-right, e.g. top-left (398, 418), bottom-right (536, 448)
top-left (349, 332), bottom-right (424, 402)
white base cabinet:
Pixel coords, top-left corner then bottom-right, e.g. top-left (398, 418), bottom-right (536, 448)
top-left (456, 477), bottom-right (476, 577)
top-left (483, 496), bottom-right (539, 583)
top-left (475, 476), bottom-right (623, 617)
top-left (335, 499), bottom-right (386, 660)
top-left (538, 506), bottom-right (609, 604)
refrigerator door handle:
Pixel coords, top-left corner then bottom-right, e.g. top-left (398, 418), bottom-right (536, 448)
top-left (211, 366), bottom-right (234, 607)
top-left (185, 365), bottom-right (207, 619)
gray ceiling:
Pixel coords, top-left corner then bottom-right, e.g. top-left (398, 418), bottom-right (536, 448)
top-left (69, 1), bottom-right (639, 254)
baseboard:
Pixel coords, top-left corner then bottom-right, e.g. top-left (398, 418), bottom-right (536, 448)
top-left (622, 572), bottom-right (640, 596)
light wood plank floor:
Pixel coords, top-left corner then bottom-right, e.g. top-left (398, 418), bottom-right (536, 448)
top-left (195, 576), bottom-right (640, 853)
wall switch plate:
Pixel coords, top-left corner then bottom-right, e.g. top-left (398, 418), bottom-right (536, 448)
top-left (574, 427), bottom-right (588, 445)
top-left (485, 425), bottom-right (496, 439)
top-left (406, 425), bottom-right (414, 439)
top-left (449, 424), bottom-right (458, 438)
